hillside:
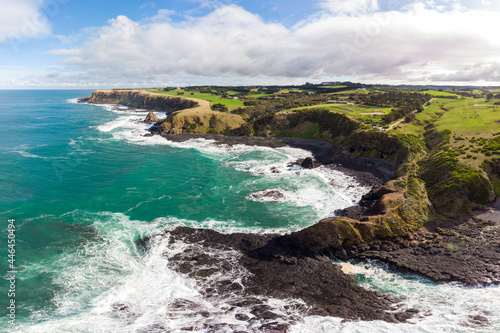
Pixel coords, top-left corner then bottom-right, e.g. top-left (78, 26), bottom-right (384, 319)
top-left (152, 84), bottom-right (500, 246)
top-left (85, 84), bottom-right (500, 251)
top-left (80, 89), bottom-right (247, 134)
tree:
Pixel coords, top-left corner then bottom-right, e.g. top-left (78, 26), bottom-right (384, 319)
top-left (212, 103), bottom-right (228, 112)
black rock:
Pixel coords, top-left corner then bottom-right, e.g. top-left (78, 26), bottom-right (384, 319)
top-left (301, 157), bottom-right (315, 169)
top-left (155, 227), bottom-right (414, 323)
top-left (235, 313), bottom-right (249, 321)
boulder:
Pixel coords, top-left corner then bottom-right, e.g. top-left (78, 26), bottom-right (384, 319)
top-left (301, 157), bottom-right (315, 169)
top-left (144, 111), bottom-right (160, 123)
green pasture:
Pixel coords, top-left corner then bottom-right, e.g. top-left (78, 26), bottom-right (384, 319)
top-left (150, 89), bottom-right (245, 106)
top-left (393, 97), bottom-right (500, 135)
top-left (285, 103), bottom-right (392, 116)
top-left (423, 90), bottom-right (462, 99)
top-left (433, 98), bottom-right (500, 134)
top-left (248, 93), bottom-right (272, 98)
top-left (329, 89), bottom-right (371, 95)
top-left (318, 85), bottom-right (347, 89)
top-left (281, 103), bottom-right (393, 126)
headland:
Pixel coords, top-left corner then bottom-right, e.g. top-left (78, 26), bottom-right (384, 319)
top-left (81, 84), bottom-right (500, 326)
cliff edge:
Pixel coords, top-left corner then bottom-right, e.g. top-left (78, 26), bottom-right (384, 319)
top-left (80, 89), bottom-right (247, 134)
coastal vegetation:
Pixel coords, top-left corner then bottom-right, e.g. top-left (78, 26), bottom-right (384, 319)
top-left (83, 82), bottom-right (500, 249)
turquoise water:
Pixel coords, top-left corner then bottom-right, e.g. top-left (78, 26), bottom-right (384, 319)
top-left (0, 91), bottom-right (499, 332)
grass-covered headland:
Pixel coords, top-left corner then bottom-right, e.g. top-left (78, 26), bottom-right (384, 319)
top-left (83, 82), bottom-right (500, 248)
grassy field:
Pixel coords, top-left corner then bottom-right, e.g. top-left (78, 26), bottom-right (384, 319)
top-left (433, 98), bottom-right (500, 133)
top-left (391, 96), bottom-right (500, 169)
top-left (318, 85), bottom-right (347, 89)
top-left (329, 89), bottom-right (371, 95)
top-left (150, 89), bottom-right (245, 106)
top-left (423, 90), bottom-right (462, 99)
top-left (281, 103), bottom-right (393, 125)
top-left (279, 121), bottom-right (322, 139)
top-left (284, 103), bottom-right (392, 114)
top-left (247, 93), bottom-right (272, 98)
top-left (392, 97), bottom-right (500, 134)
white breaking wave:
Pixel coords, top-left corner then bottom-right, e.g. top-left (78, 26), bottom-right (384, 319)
top-left (13, 211), bottom-right (307, 332)
top-left (14, 211), bottom-right (500, 333)
top-left (43, 101), bottom-right (500, 333)
top-left (290, 260), bottom-right (500, 333)
top-left (90, 105), bottom-right (371, 219)
top-left (12, 150), bottom-right (46, 159)
top-left (66, 98), bottom-right (80, 104)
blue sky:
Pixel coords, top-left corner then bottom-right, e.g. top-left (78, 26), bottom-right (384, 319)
top-left (1, 0), bottom-right (499, 88)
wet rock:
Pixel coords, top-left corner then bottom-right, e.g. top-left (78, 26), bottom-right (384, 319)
top-left (301, 157), bottom-right (315, 169)
top-left (251, 305), bottom-right (276, 319)
top-left (136, 324), bottom-right (169, 333)
top-left (111, 302), bottom-right (136, 318)
top-left (229, 282), bottom-right (243, 291)
top-left (250, 190), bottom-right (285, 202)
top-left (235, 313), bottom-right (250, 321)
top-left (270, 166), bottom-right (281, 174)
top-left (157, 227), bottom-right (413, 323)
top-left (168, 299), bottom-right (202, 311)
top-left (467, 314), bottom-right (489, 326)
top-left (354, 217), bottom-right (500, 286)
top-left (231, 298), bottom-right (262, 308)
top-left (259, 322), bottom-right (290, 332)
top-left (190, 267), bottom-right (218, 278)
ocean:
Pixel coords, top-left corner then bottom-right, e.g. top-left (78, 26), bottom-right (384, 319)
top-left (0, 90), bottom-right (498, 332)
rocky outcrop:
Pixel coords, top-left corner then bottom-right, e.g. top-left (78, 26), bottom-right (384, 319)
top-left (250, 190), bottom-right (286, 202)
top-left (144, 112), bottom-right (159, 123)
top-left (290, 177), bottom-right (431, 256)
top-left (154, 110), bottom-right (246, 135)
top-left (132, 131), bottom-right (499, 329)
top-left (79, 90), bottom-right (198, 111)
top-left (350, 216), bottom-right (500, 286)
top-left (300, 157), bottom-right (315, 169)
top-left (141, 226), bottom-right (417, 326)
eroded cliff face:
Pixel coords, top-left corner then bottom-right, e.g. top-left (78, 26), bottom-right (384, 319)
top-left (155, 109), bottom-right (247, 134)
top-left (81, 89), bottom-right (496, 255)
top-left (80, 90), bottom-right (198, 111)
top-left (290, 176), bottom-right (431, 255)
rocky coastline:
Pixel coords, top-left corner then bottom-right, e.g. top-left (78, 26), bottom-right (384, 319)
top-left (158, 133), bottom-right (396, 182)
top-left (138, 130), bottom-right (500, 328)
top-left (85, 92), bottom-right (500, 327)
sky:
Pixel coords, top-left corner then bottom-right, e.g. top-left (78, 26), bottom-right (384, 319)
top-left (0, 0), bottom-right (499, 88)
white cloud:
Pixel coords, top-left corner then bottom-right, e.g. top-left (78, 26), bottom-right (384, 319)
top-left (140, 2), bottom-right (156, 9)
top-left (321, 0), bottom-right (379, 15)
top-left (41, 2), bottom-right (500, 87)
top-left (0, 0), bottom-right (51, 43)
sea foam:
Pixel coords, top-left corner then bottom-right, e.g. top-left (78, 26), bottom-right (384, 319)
top-left (14, 211), bottom-right (307, 332)
top-left (91, 106), bottom-right (370, 220)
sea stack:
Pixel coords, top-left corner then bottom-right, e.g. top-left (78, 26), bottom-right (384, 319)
top-left (144, 111), bottom-right (160, 123)
top-left (301, 157), bottom-right (315, 169)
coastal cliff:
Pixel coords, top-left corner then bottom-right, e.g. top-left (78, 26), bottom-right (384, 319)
top-left (83, 88), bottom-right (500, 326)
top-left (154, 108), bottom-right (247, 134)
top-left (81, 89), bottom-right (248, 134)
top-left (85, 88), bottom-right (499, 284)
top-left (80, 89), bottom-right (199, 111)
